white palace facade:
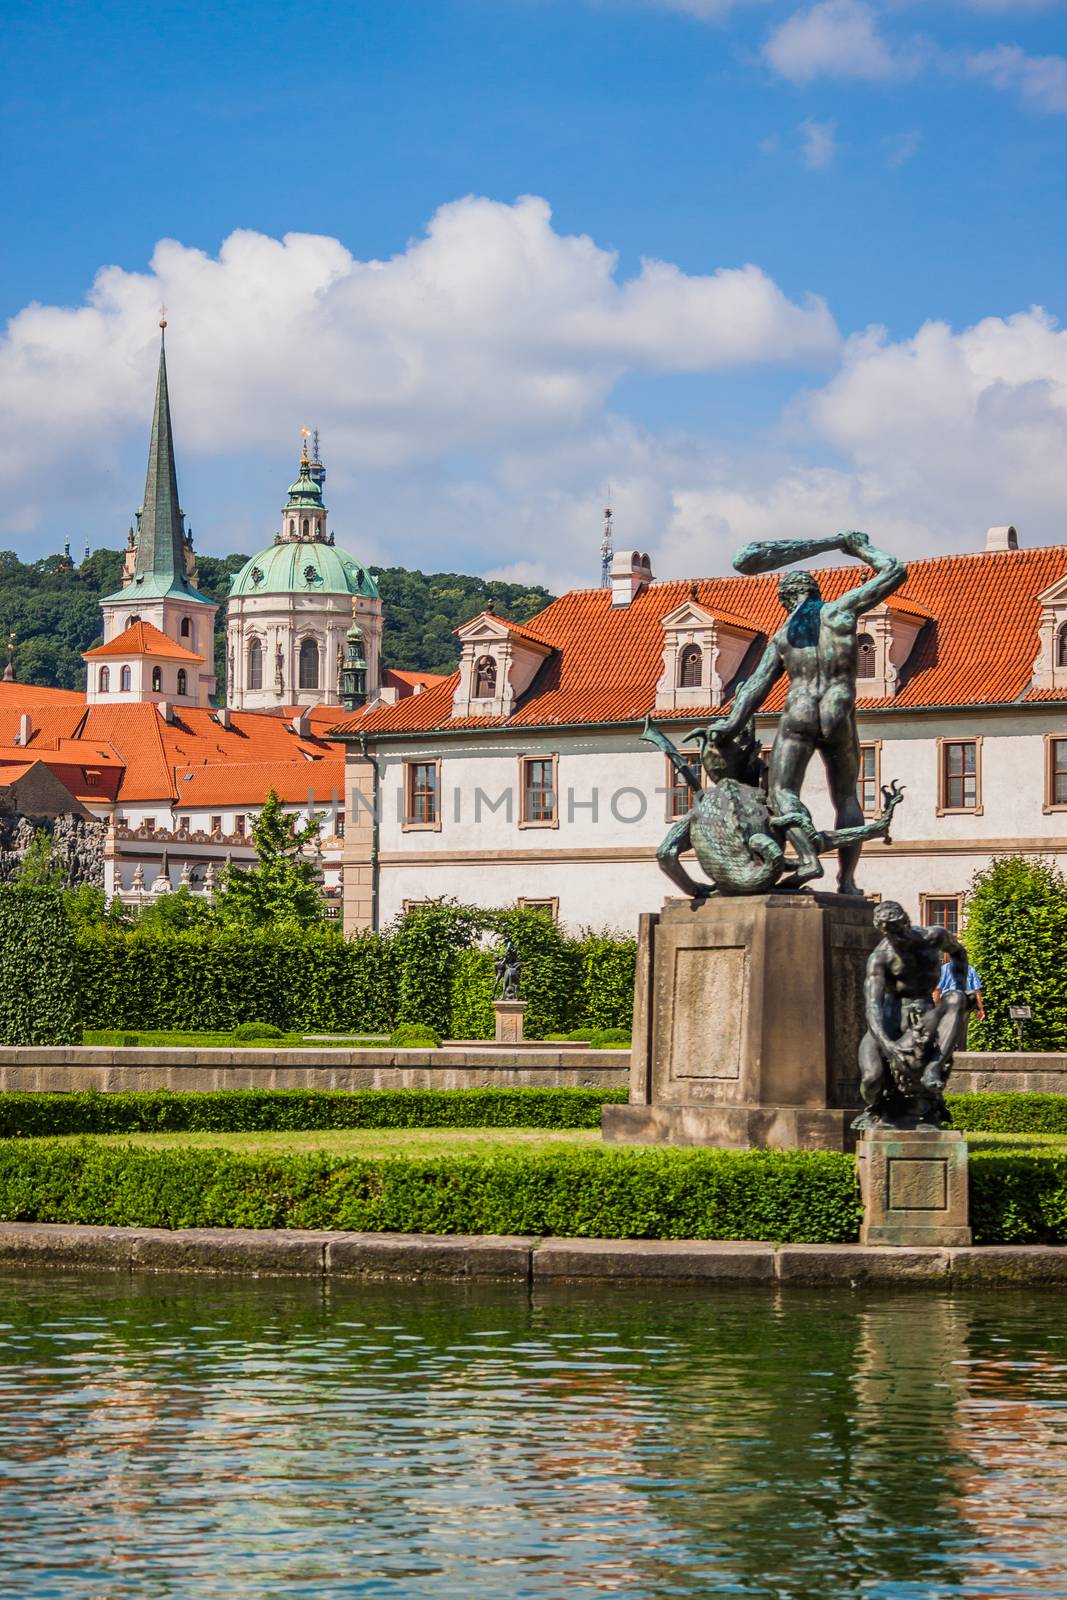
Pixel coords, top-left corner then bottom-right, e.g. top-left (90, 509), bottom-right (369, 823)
top-left (337, 531), bottom-right (1067, 938)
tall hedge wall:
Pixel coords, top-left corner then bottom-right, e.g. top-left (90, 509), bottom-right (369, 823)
top-left (0, 886), bottom-right (79, 1045)
top-left (74, 904), bottom-right (637, 1037)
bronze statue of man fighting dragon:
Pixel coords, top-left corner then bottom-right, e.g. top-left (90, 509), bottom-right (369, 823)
top-left (643, 528), bottom-right (906, 900)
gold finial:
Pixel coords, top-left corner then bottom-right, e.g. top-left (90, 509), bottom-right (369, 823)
top-left (159, 303), bottom-right (168, 331)
top-left (300, 426), bottom-right (311, 464)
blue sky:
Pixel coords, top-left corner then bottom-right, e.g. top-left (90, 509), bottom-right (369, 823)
top-left (2, 0), bottom-right (1066, 587)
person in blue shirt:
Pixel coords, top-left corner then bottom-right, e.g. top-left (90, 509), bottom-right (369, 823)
top-left (935, 959), bottom-right (986, 1023)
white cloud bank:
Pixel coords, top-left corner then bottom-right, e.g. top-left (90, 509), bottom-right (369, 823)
top-left (2, 196), bottom-right (1066, 591)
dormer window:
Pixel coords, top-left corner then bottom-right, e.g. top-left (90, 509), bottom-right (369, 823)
top-left (678, 645), bottom-right (703, 689)
top-left (655, 597), bottom-right (755, 713)
top-left (473, 655), bottom-right (497, 699)
top-left (857, 633), bottom-right (877, 679)
top-left (1057, 623), bottom-right (1067, 669)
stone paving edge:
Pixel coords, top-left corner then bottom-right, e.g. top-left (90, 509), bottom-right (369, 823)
top-left (0, 1224), bottom-right (1065, 1285)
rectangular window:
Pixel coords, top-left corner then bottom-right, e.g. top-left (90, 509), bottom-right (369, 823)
top-left (666, 756), bottom-right (699, 821)
top-left (521, 757), bottom-right (556, 826)
top-left (143, 818), bottom-right (155, 834)
top-left (517, 897), bottom-right (559, 921)
top-left (177, 817), bottom-right (189, 836)
top-left (941, 740), bottom-right (978, 811)
top-left (405, 762), bottom-right (439, 827)
top-left (922, 895), bottom-right (961, 936)
top-left (858, 744), bottom-right (878, 816)
top-left (210, 815), bottom-right (222, 834)
top-left (1049, 738), bottom-right (1067, 808)
top-left (234, 815), bottom-right (246, 837)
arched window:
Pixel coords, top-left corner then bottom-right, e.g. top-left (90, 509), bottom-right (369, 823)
top-left (473, 654), bottom-right (497, 699)
top-left (289, 519), bottom-right (296, 536)
top-left (857, 633), bottom-right (876, 680)
top-left (176, 669), bottom-right (187, 697)
top-left (299, 637), bottom-right (319, 690)
top-left (120, 665), bottom-right (131, 692)
top-left (302, 518), bottom-right (310, 538)
top-left (180, 617), bottom-right (191, 639)
top-left (1057, 623), bottom-right (1067, 669)
top-left (99, 667), bottom-right (110, 692)
top-left (151, 666), bottom-right (162, 693)
top-left (678, 645), bottom-right (703, 689)
top-left (126, 615), bottom-right (138, 628)
top-left (248, 637), bottom-right (263, 691)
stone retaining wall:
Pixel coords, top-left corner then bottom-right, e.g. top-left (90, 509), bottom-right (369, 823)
top-left (0, 1223), bottom-right (1065, 1286)
top-left (952, 1053), bottom-right (1067, 1095)
top-left (0, 1046), bottom-right (628, 1094)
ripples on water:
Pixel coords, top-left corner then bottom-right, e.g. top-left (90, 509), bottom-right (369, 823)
top-left (1, 1272), bottom-right (1066, 1598)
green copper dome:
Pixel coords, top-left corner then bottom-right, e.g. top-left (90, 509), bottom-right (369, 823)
top-left (229, 540), bottom-right (379, 599)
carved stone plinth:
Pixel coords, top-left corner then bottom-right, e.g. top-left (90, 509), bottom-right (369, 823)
top-left (493, 1000), bottom-right (528, 1044)
top-left (601, 893), bottom-right (877, 1152)
top-left (857, 1128), bottom-right (972, 1247)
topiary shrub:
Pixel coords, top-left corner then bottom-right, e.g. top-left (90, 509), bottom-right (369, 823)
top-left (232, 1022), bottom-right (285, 1041)
top-left (0, 886), bottom-right (79, 1045)
top-left (962, 856), bottom-right (1067, 1051)
top-left (388, 1023), bottom-right (442, 1048)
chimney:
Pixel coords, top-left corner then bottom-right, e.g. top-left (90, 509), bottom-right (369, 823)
top-left (290, 709), bottom-right (311, 737)
top-left (610, 550), bottom-right (654, 608)
top-left (158, 702), bottom-right (176, 724)
top-left (214, 707), bottom-right (232, 730)
top-left (985, 525), bottom-right (1019, 553)
top-left (15, 714), bottom-right (31, 747)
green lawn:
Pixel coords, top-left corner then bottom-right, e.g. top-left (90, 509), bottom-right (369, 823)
top-left (47, 1127), bottom-right (601, 1157)
top-left (82, 1030), bottom-right (394, 1050)
top-left (39, 1127), bottom-right (1066, 1159)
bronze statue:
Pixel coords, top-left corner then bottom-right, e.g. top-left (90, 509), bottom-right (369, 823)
top-left (643, 713), bottom-right (902, 899)
top-left (493, 939), bottom-right (521, 1001)
top-left (711, 529), bottom-right (907, 896)
top-left (855, 902), bottom-right (969, 1130)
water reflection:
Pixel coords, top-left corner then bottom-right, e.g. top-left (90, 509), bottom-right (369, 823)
top-left (1, 1273), bottom-right (1066, 1597)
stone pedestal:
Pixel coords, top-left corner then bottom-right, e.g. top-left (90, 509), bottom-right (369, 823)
top-left (601, 892), bottom-right (877, 1152)
top-left (493, 999), bottom-right (528, 1044)
top-left (857, 1128), bottom-right (971, 1247)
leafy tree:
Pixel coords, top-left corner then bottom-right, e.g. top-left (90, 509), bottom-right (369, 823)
top-left (63, 883), bottom-right (131, 930)
top-left (15, 830), bottom-right (67, 891)
top-left (212, 790), bottom-right (324, 927)
top-left (135, 886), bottom-right (215, 931)
top-left (963, 856), bottom-right (1067, 1051)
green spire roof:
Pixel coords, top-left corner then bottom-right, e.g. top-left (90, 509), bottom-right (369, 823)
top-left (101, 329), bottom-right (214, 607)
top-left (285, 454), bottom-right (325, 509)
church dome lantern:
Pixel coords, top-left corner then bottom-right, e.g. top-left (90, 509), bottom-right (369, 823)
top-left (225, 432), bottom-right (384, 711)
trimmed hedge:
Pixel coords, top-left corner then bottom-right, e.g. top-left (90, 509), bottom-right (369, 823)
top-left (0, 1088), bottom-right (629, 1138)
top-left (947, 1093), bottom-right (1067, 1135)
top-left (73, 904), bottom-right (638, 1039)
top-left (0, 886), bottom-right (79, 1045)
top-left (0, 1141), bottom-right (862, 1242)
top-left (970, 1149), bottom-right (1067, 1243)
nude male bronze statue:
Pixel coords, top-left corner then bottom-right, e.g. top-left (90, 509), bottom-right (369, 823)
top-left (711, 530), bottom-right (906, 896)
top-left (855, 901), bottom-right (969, 1130)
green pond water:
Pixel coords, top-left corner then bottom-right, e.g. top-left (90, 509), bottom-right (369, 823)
top-left (2, 1273), bottom-right (1067, 1598)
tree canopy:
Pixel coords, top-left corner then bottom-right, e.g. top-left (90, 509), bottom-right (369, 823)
top-left (212, 790), bottom-right (325, 927)
top-left (963, 855), bottom-right (1067, 1051)
top-left (0, 547), bottom-right (555, 693)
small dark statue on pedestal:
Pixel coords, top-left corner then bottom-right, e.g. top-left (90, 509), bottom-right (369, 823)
top-left (854, 901), bottom-right (970, 1131)
top-left (493, 940), bottom-right (522, 1001)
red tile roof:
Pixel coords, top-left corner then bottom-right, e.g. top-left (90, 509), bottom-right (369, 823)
top-left (83, 621), bottom-right (203, 663)
top-left (334, 545), bottom-right (1067, 737)
top-left (173, 758), bottom-right (345, 808)
top-left (0, 681), bottom-right (85, 705)
top-left (382, 668), bottom-right (450, 692)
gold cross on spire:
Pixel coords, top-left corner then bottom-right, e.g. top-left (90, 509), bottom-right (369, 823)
top-left (301, 426), bottom-right (311, 463)
top-left (159, 303), bottom-right (168, 330)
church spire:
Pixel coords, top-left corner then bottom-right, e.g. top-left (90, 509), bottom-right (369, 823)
top-left (134, 316), bottom-right (189, 589)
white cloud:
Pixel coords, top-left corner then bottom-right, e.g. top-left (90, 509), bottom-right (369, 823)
top-left (883, 129), bottom-right (922, 168)
top-left (763, 0), bottom-right (909, 82)
top-left (966, 44), bottom-right (1067, 111)
top-left (0, 196), bottom-right (839, 548)
top-left (799, 117), bottom-right (838, 167)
